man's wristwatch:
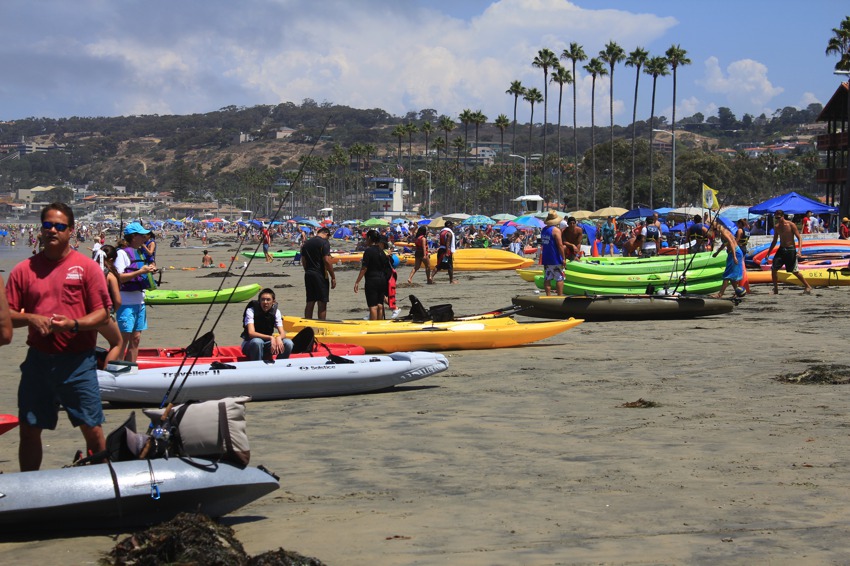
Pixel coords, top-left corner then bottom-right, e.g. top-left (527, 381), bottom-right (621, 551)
top-left (71, 320), bottom-right (79, 333)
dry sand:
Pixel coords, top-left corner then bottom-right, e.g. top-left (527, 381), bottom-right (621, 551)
top-left (1, 240), bottom-right (850, 565)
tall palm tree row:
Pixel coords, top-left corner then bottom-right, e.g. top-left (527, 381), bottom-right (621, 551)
top-left (505, 80), bottom-right (526, 198)
top-left (665, 44), bottom-right (691, 208)
top-left (471, 109), bottom-right (488, 209)
top-left (532, 48), bottom-right (559, 199)
top-left (644, 56), bottom-right (670, 209)
top-left (583, 57), bottom-right (607, 211)
top-left (404, 122), bottom-right (418, 207)
top-left (599, 41), bottom-right (625, 206)
top-left (550, 64), bottom-right (572, 210)
top-left (561, 43), bottom-right (587, 209)
top-left (625, 47), bottom-right (648, 209)
top-left (459, 108), bottom-right (474, 196)
top-left (494, 113), bottom-right (511, 210)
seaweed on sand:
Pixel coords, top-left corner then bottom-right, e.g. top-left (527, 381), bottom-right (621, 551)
top-left (775, 364), bottom-right (850, 385)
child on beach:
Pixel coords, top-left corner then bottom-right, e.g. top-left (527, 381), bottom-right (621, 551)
top-left (98, 245), bottom-right (124, 366)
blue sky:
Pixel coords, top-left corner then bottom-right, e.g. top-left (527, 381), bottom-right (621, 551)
top-left (0, 0), bottom-right (846, 127)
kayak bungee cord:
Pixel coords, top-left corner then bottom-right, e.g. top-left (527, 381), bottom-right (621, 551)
top-left (671, 191), bottom-right (729, 295)
top-left (137, 117), bottom-right (332, 457)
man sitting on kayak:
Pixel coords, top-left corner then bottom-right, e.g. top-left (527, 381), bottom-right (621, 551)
top-left (241, 288), bottom-right (293, 361)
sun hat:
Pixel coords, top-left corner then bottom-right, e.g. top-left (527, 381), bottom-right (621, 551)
top-left (124, 221), bottom-right (151, 236)
top-left (544, 210), bottom-right (563, 226)
top-left (843, 217), bottom-right (849, 222)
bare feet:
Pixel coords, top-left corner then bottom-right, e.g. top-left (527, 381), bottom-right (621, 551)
top-left (803, 287), bottom-right (812, 295)
top-left (708, 293), bottom-right (722, 299)
top-left (770, 288), bottom-right (779, 295)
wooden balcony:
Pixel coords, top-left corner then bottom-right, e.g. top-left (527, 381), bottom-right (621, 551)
top-left (817, 132), bottom-right (849, 151)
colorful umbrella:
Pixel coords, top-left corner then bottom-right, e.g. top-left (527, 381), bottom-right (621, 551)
top-left (513, 215), bottom-right (545, 228)
top-left (461, 215), bottom-right (496, 226)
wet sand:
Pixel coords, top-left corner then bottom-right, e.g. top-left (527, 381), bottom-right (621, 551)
top-left (2, 241), bottom-right (850, 564)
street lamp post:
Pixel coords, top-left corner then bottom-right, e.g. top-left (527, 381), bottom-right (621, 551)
top-left (652, 129), bottom-right (676, 208)
top-left (417, 169), bottom-right (432, 216)
top-left (509, 154), bottom-right (527, 196)
top-left (237, 197), bottom-right (248, 219)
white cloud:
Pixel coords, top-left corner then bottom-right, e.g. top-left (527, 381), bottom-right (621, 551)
top-left (799, 92), bottom-right (821, 109)
top-left (697, 56), bottom-right (783, 115)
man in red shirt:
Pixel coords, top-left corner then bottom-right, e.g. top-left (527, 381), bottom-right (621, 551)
top-left (5, 203), bottom-right (112, 471)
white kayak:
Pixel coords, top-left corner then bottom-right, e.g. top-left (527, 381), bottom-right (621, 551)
top-left (0, 457), bottom-right (279, 530)
top-left (98, 351), bottom-right (449, 404)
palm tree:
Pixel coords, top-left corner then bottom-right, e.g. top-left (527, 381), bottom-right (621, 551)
top-left (451, 136), bottom-right (466, 210)
top-left (826, 16), bottom-right (850, 71)
top-left (644, 56), bottom-right (669, 209)
top-left (405, 122), bottom-right (418, 209)
top-left (439, 115), bottom-right (455, 163)
top-left (471, 110), bottom-right (487, 209)
top-left (599, 41), bottom-right (625, 207)
top-left (665, 44), bottom-right (691, 208)
top-left (550, 64), bottom-right (572, 210)
top-left (625, 47), bottom-right (649, 209)
top-left (523, 87), bottom-right (543, 195)
top-left (532, 48), bottom-right (559, 198)
top-left (561, 42), bottom-right (587, 209)
top-left (391, 124), bottom-right (405, 168)
top-left (506, 80), bottom-right (526, 199)
top-left (459, 109), bottom-right (474, 193)
top-left (420, 120), bottom-right (434, 167)
top-left (494, 114), bottom-right (511, 209)
top-left (583, 58), bottom-right (607, 211)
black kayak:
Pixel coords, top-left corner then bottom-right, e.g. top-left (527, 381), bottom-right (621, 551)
top-left (512, 294), bottom-right (735, 321)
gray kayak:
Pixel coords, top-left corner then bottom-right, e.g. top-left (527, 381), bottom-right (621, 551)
top-left (0, 457), bottom-right (279, 530)
top-left (512, 294), bottom-right (735, 321)
top-left (98, 351), bottom-right (450, 404)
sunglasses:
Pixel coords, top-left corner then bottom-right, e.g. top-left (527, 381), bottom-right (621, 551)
top-left (41, 221), bottom-right (70, 232)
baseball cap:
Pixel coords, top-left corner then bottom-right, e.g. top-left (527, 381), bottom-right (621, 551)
top-left (124, 221), bottom-right (151, 236)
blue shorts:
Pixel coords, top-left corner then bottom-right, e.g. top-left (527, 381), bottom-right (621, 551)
top-left (18, 348), bottom-right (104, 429)
top-left (116, 303), bottom-right (148, 333)
top-left (263, 243), bottom-right (270, 253)
top-left (723, 247), bottom-right (745, 281)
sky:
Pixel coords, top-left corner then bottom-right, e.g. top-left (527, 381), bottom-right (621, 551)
top-left (0, 0), bottom-right (847, 128)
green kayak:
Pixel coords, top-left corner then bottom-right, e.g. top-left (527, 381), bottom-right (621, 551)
top-left (567, 252), bottom-right (724, 275)
top-left (241, 250), bottom-right (298, 259)
top-left (145, 284), bottom-right (261, 305)
top-left (563, 265), bottom-right (726, 288)
top-left (534, 275), bottom-right (722, 295)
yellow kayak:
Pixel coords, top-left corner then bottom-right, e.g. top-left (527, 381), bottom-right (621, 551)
top-left (777, 268), bottom-right (850, 287)
top-left (283, 313), bottom-right (519, 334)
top-left (420, 248), bottom-right (535, 271)
top-left (290, 318), bottom-right (583, 353)
top-left (516, 267), bottom-right (543, 282)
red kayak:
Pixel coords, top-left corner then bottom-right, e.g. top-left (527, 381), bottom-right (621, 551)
top-left (135, 343), bottom-right (366, 370)
top-left (0, 414), bottom-right (19, 435)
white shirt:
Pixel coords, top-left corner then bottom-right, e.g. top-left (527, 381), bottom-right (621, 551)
top-left (243, 307), bottom-right (283, 329)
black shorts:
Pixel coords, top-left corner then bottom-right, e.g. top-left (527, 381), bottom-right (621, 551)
top-left (364, 278), bottom-right (386, 307)
top-left (304, 271), bottom-right (329, 303)
top-left (436, 251), bottom-right (452, 271)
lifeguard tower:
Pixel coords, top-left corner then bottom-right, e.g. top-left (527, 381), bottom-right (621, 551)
top-left (513, 194), bottom-right (545, 214)
top-left (366, 177), bottom-right (406, 218)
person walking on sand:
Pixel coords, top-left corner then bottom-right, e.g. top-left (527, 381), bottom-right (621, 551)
top-left (354, 230), bottom-right (388, 320)
top-left (300, 226), bottom-right (336, 320)
top-left (541, 211), bottom-right (566, 296)
top-left (767, 210), bottom-right (813, 295)
top-left (435, 220), bottom-right (457, 284)
top-left (115, 222), bottom-right (158, 362)
top-left (5, 202), bottom-right (112, 471)
top-left (709, 220), bottom-right (746, 299)
top-left (261, 225), bottom-right (273, 263)
top-left (407, 225), bottom-right (432, 285)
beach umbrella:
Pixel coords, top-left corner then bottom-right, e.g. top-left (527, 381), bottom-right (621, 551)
top-left (418, 219), bottom-right (431, 225)
top-left (462, 215), bottom-right (496, 226)
top-left (567, 210), bottom-right (594, 220)
top-left (392, 218), bottom-right (407, 224)
top-left (618, 207), bottom-right (656, 220)
top-left (208, 217), bottom-right (225, 223)
top-left (591, 206), bottom-right (628, 219)
top-left (443, 213), bottom-right (471, 221)
top-left (342, 219), bottom-right (360, 225)
top-left (428, 217), bottom-right (447, 229)
top-left (333, 226), bottom-right (352, 239)
top-left (500, 225), bottom-right (518, 236)
top-left (491, 213), bottom-right (517, 221)
top-left (299, 226), bottom-right (312, 233)
top-left (362, 218), bottom-right (389, 227)
top-left (299, 219), bottom-right (321, 227)
top-left (513, 215), bottom-right (545, 228)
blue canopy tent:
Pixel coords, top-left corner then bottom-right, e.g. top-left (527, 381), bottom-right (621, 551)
top-left (749, 191), bottom-right (837, 216)
top-left (333, 226), bottom-right (353, 239)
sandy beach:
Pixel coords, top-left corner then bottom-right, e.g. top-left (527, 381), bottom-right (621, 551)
top-left (2, 240), bottom-right (850, 564)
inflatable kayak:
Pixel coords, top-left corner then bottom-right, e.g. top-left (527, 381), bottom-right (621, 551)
top-left (512, 294), bottom-right (734, 321)
top-left (98, 351), bottom-right (449, 404)
top-left (299, 318), bottom-right (583, 353)
top-left (0, 456), bottom-right (279, 531)
top-left (422, 248), bottom-right (535, 271)
top-left (534, 275), bottom-right (722, 295)
top-left (135, 343), bottom-right (367, 370)
top-left (145, 284), bottom-right (261, 305)
top-left (241, 250), bottom-right (298, 259)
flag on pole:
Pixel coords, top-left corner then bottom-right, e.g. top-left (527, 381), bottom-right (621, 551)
top-left (702, 183), bottom-right (719, 211)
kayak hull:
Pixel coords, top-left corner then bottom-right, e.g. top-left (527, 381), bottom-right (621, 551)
top-left (533, 275), bottom-right (722, 295)
top-left (145, 284), bottom-right (261, 305)
top-left (512, 294), bottom-right (734, 321)
top-left (98, 352), bottom-right (449, 404)
top-left (0, 458), bottom-right (279, 531)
